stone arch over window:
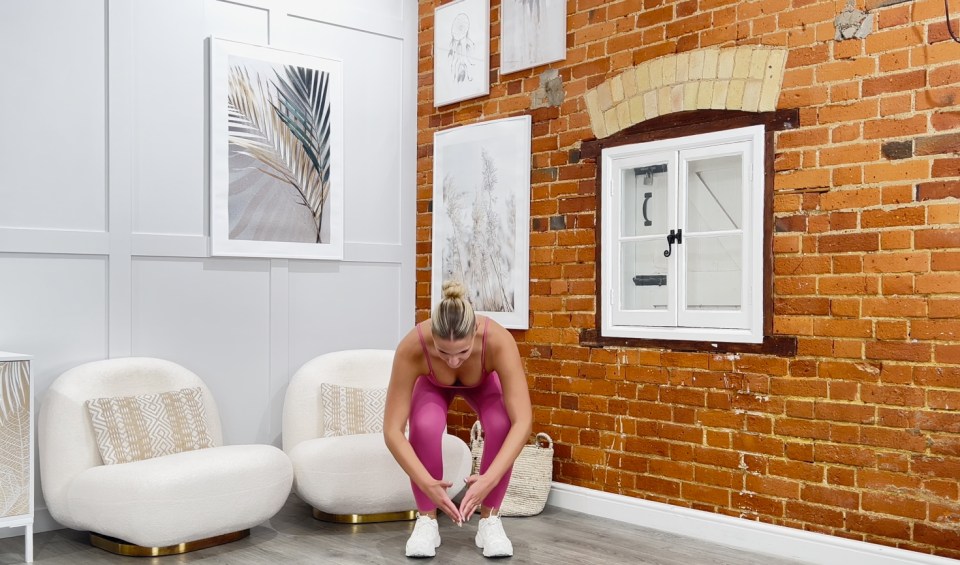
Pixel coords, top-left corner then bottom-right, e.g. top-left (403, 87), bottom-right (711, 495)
top-left (583, 46), bottom-right (788, 139)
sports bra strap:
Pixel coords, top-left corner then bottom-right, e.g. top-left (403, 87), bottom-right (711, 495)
top-left (480, 317), bottom-right (490, 371)
top-left (415, 323), bottom-right (435, 377)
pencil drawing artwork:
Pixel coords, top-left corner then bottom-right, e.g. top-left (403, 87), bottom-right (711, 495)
top-left (432, 116), bottom-right (531, 329)
top-left (433, 0), bottom-right (489, 107)
top-left (501, 0), bottom-right (566, 74)
top-left (448, 13), bottom-right (476, 84)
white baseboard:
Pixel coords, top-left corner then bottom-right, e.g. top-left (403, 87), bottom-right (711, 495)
top-left (546, 482), bottom-right (956, 565)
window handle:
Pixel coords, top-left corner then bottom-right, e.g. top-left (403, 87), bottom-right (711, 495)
top-left (664, 229), bottom-right (682, 257)
top-left (642, 192), bottom-right (653, 226)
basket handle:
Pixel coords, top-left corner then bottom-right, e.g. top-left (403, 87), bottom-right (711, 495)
top-left (470, 420), bottom-right (482, 445)
top-left (474, 421), bottom-right (552, 449)
top-left (534, 432), bottom-right (553, 449)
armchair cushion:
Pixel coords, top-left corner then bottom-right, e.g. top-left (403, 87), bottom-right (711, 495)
top-left (320, 383), bottom-right (386, 437)
top-left (85, 387), bottom-right (214, 465)
top-left (67, 444), bottom-right (292, 547)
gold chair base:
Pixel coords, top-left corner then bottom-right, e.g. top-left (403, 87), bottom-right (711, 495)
top-left (89, 529), bottom-right (250, 556)
top-left (312, 508), bottom-right (417, 524)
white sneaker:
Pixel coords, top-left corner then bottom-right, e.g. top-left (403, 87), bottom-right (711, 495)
top-left (405, 514), bottom-right (441, 557)
top-left (475, 514), bottom-right (513, 557)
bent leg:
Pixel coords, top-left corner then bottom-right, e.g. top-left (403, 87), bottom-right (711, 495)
top-left (464, 374), bottom-right (513, 509)
top-left (408, 378), bottom-right (452, 512)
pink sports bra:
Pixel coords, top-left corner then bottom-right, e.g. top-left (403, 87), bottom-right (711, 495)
top-left (416, 318), bottom-right (491, 388)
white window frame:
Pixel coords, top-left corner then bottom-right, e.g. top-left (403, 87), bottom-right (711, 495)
top-left (601, 125), bottom-right (765, 344)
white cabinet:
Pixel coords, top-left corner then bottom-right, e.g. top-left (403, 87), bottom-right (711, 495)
top-left (0, 352), bottom-right (33, 562)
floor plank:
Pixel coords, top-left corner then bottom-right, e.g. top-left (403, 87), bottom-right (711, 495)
top-left (0, 495), bottom-right (813, 564)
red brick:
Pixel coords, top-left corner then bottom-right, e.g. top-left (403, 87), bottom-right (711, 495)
top-left (932, 158), bottom-right (960, 178)
top-left (916, 133), bottom-right (960, 156)
top-left (814, 443), bottom-right (876, 467)
top-left (862, 70), bottom-right (927, 97)
top-left (863, 252), bottom-right (929, 273)
top-left (863, 115), bottom-right (928, 140)
top-left (814, 402), bottom-right (876, 424)
top-left (862, 491), bottom-right (927, 520)
top-left (817, 99), bottom-right (879, 124)
top-left (917, 181), bottom-right (960, 201)
top-left (846, 512), bottom-right (911, 540)
top-left (731, 492), bottom-right (785, 517)
top-left (865, 341), bottom-right (932, 362)
top-left (914, 523), bottom-right (960, 551)
top-left (818, 233), bottom-right (879, 253)
top-left (801, 484), bottom-right (859, 510)
top-left (785, 500), bottom-right (844, 528)
top-left (932, 110), bottom-right (960, 131)
top-left (916, 273), bottom-right (960, 294)
top-left (861, 207), bottom-right (926, 229)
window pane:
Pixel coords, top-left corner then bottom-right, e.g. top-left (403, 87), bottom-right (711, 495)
top-left (621, 239), bottom-right (668, 310)
top-left (622, 163), bottom-right (668, 237)
top-left (686, 155), bottom-right (742, 233)
top-left (685, 235), bottom-right (741, 311)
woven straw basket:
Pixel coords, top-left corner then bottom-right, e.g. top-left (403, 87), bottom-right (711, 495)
top-left (470, 420), bottom-right (554, 517)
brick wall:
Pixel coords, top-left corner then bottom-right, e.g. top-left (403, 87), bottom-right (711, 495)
top-left (417, 0), bottom-right (960, 557)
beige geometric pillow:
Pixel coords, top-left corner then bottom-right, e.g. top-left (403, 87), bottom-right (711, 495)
top-left (85, 387), bottom-right (215, 465)
top-left (320, 383), bottom-right (386, 437)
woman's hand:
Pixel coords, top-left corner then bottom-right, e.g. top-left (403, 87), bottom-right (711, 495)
top-left (458, 473), bottom-right (495, 522)
top-left (421, 478), bottom-right (463, 525)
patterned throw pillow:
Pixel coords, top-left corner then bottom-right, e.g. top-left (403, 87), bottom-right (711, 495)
top-left (320, 383), bottom-right (386, 437)
top-left (86, 387), bottom-right (215, 465)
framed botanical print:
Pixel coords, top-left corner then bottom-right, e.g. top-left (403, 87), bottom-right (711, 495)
top-left (500, 0), bottom-right (567, 75)
top-left (432, 116), bottom-right (531, 329)
top-left (209, 38), bottom-right (343, 260)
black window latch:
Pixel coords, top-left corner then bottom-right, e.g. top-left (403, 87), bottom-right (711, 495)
top-left (664, 229), bottom-right (682, 257)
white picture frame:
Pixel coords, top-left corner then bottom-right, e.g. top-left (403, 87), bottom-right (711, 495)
top-left (500, 0), bottom-right (567, 75)
top-left (209, 38), bottom-right (344, 260)
top-left (434, 0), bottom-right (490, 107)
top-left (432, 116), bottom-right (531, 330)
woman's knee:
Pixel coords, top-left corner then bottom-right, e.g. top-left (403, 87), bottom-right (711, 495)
top-left (408, 405), bottom-right (448, 441)
top-left (480, 408), bottom-right (512, 440)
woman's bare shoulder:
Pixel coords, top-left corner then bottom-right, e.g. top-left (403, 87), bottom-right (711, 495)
top-left (394, 321), bottom-right (427, 365)
top-left (482, 317), bottom-right (519, 354)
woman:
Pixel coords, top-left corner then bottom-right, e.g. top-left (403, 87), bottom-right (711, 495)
top-left (384, 280), bottom-right (533, 558)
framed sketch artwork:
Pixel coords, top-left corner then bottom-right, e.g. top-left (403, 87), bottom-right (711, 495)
top-left (209, 38), bottom-right (343, 260)
top-left (434, 0), bottom-right (490, 107)
top-left (500, 0), bottom-right (567, 74)
top-left (432, 116), bottom-right (531, 329)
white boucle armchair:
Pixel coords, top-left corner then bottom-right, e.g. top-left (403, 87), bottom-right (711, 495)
top-left (38, 357), bottom-right (293, 555)
top-left (283, 349), bottom-right (472, 523)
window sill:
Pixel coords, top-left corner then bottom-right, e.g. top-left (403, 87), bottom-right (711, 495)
top-left (579, 329), bottom-right (797, 356)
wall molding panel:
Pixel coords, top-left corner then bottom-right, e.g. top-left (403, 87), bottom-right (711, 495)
top-left (0, 0), bottom-right (416, 536)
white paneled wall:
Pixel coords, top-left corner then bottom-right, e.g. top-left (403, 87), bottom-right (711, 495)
top-left (0, 0), bottom-right (416, 533)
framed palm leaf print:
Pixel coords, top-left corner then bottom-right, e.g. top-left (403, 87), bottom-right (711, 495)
top-left (209, 38), bottom-right (343, 260)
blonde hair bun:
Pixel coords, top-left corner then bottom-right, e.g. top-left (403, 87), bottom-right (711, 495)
top-left (442, 280), bottom-right (466, 301)
top-left (432, 280), bottom-right (476, 340)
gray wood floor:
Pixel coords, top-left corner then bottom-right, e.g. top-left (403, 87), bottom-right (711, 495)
top-left (0, 495), bottom-right (813, 564)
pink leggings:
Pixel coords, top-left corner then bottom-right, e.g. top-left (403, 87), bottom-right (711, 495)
top-left (408, 372), bottom-right (513, 512)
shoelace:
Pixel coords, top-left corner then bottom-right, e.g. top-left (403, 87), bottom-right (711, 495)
top-left (482, 515), bottom-right (506, 537)
top-left (413, 515), bottom-right (435, 531)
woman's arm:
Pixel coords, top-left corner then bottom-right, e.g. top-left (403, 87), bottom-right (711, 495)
top-left (458, 320), bottom-right (533, 519)
top-left (383, 332), bottom-right (463, 523)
